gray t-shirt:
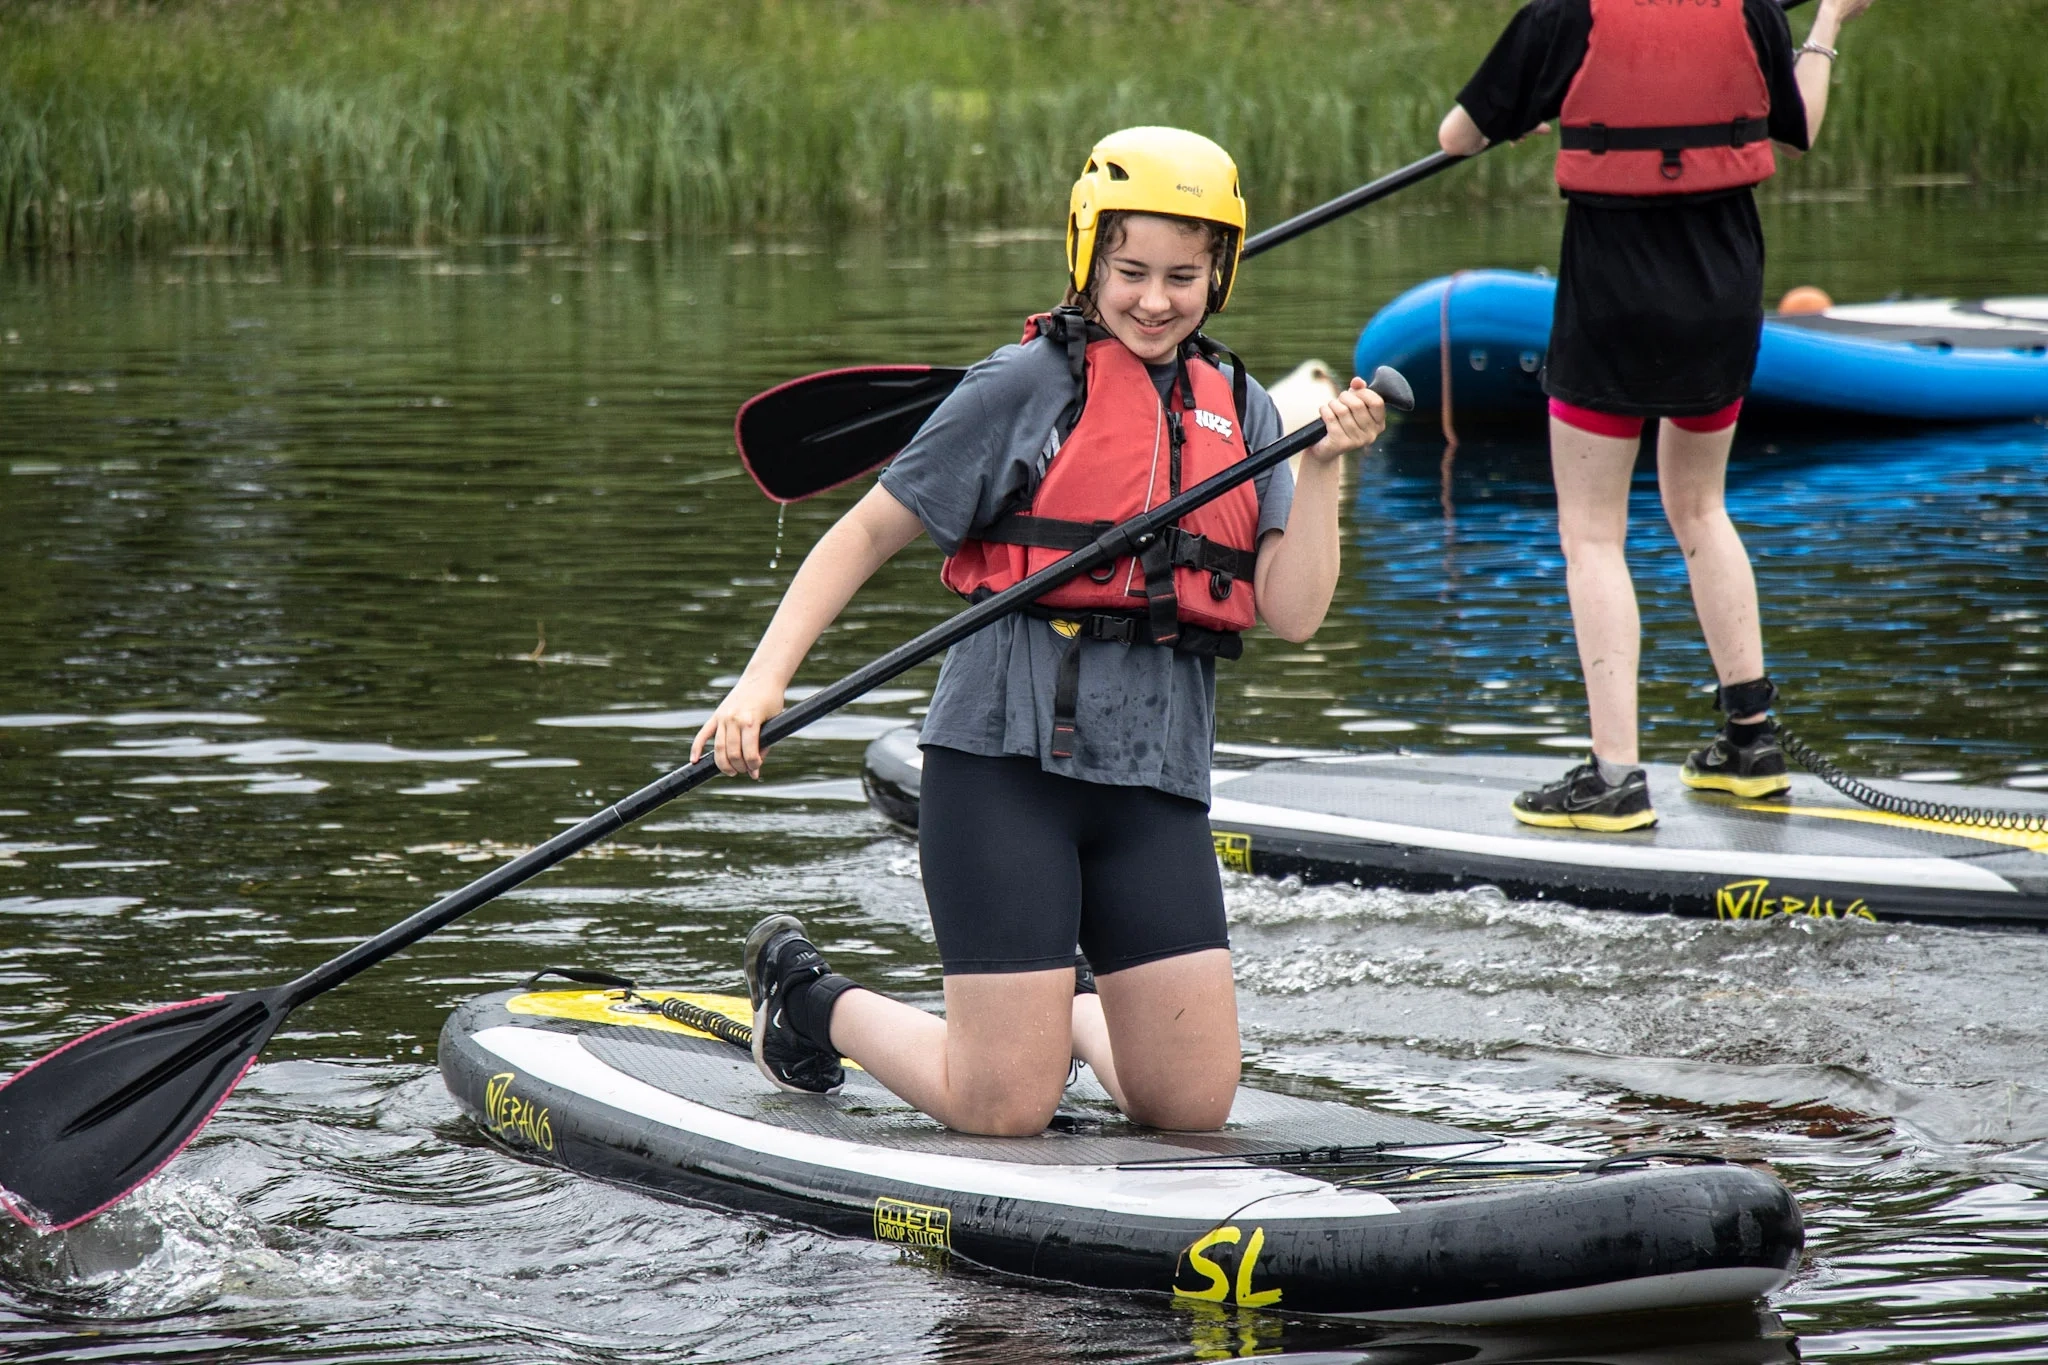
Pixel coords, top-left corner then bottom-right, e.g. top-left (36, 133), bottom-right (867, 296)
top-left (878, 334), bottom-right (1292, 806)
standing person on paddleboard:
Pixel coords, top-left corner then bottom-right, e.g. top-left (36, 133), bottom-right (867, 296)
top-left (1439, 0), bottom-right (1874, 830)
top-left (693, 127), bottom-right (1385, 1134)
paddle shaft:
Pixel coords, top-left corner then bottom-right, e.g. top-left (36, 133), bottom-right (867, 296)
top-left (1239, 151), bottom-right (1461, 262)
top-left (280, 403), bottom-right (1380, 1006)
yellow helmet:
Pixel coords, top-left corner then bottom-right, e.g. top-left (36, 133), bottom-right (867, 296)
top-left (1066, 126), bottom-right (1248, 313)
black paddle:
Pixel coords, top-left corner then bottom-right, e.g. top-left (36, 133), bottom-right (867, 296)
top-left (0, 366), bottom-right (1414, 1234)
top-left (735, 152), bottom-right (1461, 503)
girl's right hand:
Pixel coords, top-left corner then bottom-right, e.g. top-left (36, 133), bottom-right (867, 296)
top-left (691, 674), bottom-right (786, 779)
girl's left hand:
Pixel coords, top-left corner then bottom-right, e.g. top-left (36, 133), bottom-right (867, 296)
top-left (1304, 377), bottom-right (1387, 465)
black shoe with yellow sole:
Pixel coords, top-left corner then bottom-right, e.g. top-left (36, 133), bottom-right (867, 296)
top-left (1681, 725), bottom-right (1792, 798)
top-left (1512, 761), bottom-right (1657, 832)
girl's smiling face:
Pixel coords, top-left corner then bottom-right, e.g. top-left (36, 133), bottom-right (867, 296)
top-left (1088, 213), bottom-right (1219, 365)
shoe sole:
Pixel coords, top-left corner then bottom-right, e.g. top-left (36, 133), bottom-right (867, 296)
top-left (1680, 766), bottom-right (1791, 798)
top-left (1512, 804), bottom-right (1659, 832)
top-left (751, 998), bottom-right (844, 1096)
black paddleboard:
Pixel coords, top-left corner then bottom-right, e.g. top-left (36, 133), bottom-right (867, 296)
top-left (442, 986), bottom-right (1802, 1322)
top-left (862, 728), bottom-right (2048, 928)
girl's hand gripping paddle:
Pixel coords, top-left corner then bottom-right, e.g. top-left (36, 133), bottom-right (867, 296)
top-left (0, 366), bottom-right (1413, 1234)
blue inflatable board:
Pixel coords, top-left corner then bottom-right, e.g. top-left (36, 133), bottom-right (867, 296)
top-left (1353, 271), bottom-right (2048, 424)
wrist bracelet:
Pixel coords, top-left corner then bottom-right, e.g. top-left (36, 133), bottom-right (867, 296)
top-left (1799, 39), bottom-right (1839, 61)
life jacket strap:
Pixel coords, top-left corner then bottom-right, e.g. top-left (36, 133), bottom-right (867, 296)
top-left (975, 515), bottom-right (1258, 585)
top-left (1190, 333), bottom-right (1251, 439)
top-left (1163, 525), bottom-right (1259, 600)
top-left (1030, 307), bottom-right (1101, 444)
top-left (1561, 117), bottom-right (1771, 178)
top-left (1023, 606), bottom-right (1244, 760)
top-left (1137, 536), bottom-right (1181, 649)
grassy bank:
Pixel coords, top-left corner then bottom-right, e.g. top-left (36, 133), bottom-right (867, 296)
top-left (5, 0), bottom-right (2043, 252)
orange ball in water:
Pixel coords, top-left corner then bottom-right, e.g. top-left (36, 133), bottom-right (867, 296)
top-left (1777, 285), bottom-right (1834, 315)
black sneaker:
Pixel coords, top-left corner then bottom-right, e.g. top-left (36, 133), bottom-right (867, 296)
top-left (742, 914), bottom-right (845, 1095)
top-left (1682, 724), bottom-right (1791, 798)
top-left (1512, 761), bottom-right (1657, 832)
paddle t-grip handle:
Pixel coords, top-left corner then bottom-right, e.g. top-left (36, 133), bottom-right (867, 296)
top-left (1365, 364), bottom-right (1415, 414)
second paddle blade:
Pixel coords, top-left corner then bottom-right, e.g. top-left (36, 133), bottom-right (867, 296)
top-left (0, 988), bottom-right (287, 1231)
top-left (735, 365), bottom-right (967, 503)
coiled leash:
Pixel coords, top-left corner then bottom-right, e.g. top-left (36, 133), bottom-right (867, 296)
top-left (521, 967), bottom-right (759, 1050)
top-left (658, 996), bottom-right (755, 1050)
top-left (1778, 727), bottom-right (2048, 835)
top-left (1701, 678), bottom-right (2048, 834)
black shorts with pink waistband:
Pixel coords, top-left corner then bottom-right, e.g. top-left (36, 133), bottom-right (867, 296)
top-left (1543, 191), bottom-right (1767, 418)
top-left (917, 745), bottom-right (1230, 976)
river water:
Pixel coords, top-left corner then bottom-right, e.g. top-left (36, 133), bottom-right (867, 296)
top-left (2, 190), bottom-right (2046, 1362)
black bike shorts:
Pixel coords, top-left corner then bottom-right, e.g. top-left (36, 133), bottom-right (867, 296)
top-left (917, 745), bottom-right (1230, 977)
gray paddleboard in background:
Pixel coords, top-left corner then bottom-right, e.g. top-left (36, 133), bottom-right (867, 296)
top-left (862, 727), bottom-right (2048, 928)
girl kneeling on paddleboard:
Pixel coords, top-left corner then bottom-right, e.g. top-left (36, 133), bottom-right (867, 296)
top-left (693, 127), bottom-right (1385, 1135)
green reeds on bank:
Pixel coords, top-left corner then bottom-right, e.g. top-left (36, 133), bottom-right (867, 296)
top-left (4, 0), bottom-right (2043, 253)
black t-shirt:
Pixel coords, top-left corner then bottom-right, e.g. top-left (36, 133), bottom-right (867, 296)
top-left (1458, 0), bottom-right (1809, 208)
top-left (1454, 0), bottom-right (1812, 412)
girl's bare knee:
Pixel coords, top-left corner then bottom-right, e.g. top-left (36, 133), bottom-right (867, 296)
top-left (1124, 1090), bottom-right (1232, 1132)
top-left (1118, 1062), bottom-right (1238, 1131)
top-left (950, 1090), bottom-right (1062, 1137)
top-left (942, 1062), bottom-right (1067, 1136)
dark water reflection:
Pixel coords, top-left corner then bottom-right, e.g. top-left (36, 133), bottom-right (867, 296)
top-left (2, 192), bottom-right (2046, 1361)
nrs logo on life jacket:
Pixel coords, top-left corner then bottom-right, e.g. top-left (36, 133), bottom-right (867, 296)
top-left (1555, 0), bottom-right (1775, 196)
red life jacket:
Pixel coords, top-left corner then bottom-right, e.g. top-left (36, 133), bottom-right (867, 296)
top-left (1555, 0), bottom-right (1776, 196)
top-left (940, 311), bottom-right (1261, 640)
top-left (941, 311), bottom-right (1262, 759)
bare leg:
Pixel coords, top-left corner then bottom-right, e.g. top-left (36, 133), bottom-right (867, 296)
top-left (1656, 420), bottom-right (1768, 721)
top-left (1069, 991), bottom-right (1128, 1110)
top-left (1549, 416), bottom-right (1646, 764)
top-left (827, 970), bottom-right (1075, 1137)
top-left (1094, 949), bottom-right (1240, 1131)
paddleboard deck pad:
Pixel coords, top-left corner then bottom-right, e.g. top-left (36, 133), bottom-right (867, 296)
top-left (443, 986), bottom-right (1801, 1321)
top-left (863, 728), bottom-right (2048, 927)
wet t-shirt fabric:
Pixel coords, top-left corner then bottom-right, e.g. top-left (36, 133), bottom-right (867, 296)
top-left (877, 333), bottom-right (1291, 806)
top-left (1455, 0), bottom-right (1809, 416)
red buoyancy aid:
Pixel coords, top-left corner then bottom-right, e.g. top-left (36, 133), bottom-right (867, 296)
top-left (1556, 0), bottom-right (1776, 196)
top-left (940, 312), bottom-right (1261, 640)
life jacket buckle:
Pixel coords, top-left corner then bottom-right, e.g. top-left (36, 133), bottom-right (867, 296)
top-left (1585, 123), bottom-right (1610, 155)
top-left (1209, 569), bottom-right (1235, 601)
top-left (1064, 613), bottom-right (1146, 646)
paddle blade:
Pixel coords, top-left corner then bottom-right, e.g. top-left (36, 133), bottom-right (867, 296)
top-left (735, 365), bottom-right (967, 503)
top-left (0, 989), bottom-right (287, 1231)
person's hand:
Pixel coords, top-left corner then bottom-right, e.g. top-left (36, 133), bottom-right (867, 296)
top-left (691, 673), bottom-right (786, 779)
top-left (1303, 377), bottom-right (1387, 465)
top-left (1514, 121), bottom-right (1554, 144)
top-left (1820, 0), bottom-right (1875, 23)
